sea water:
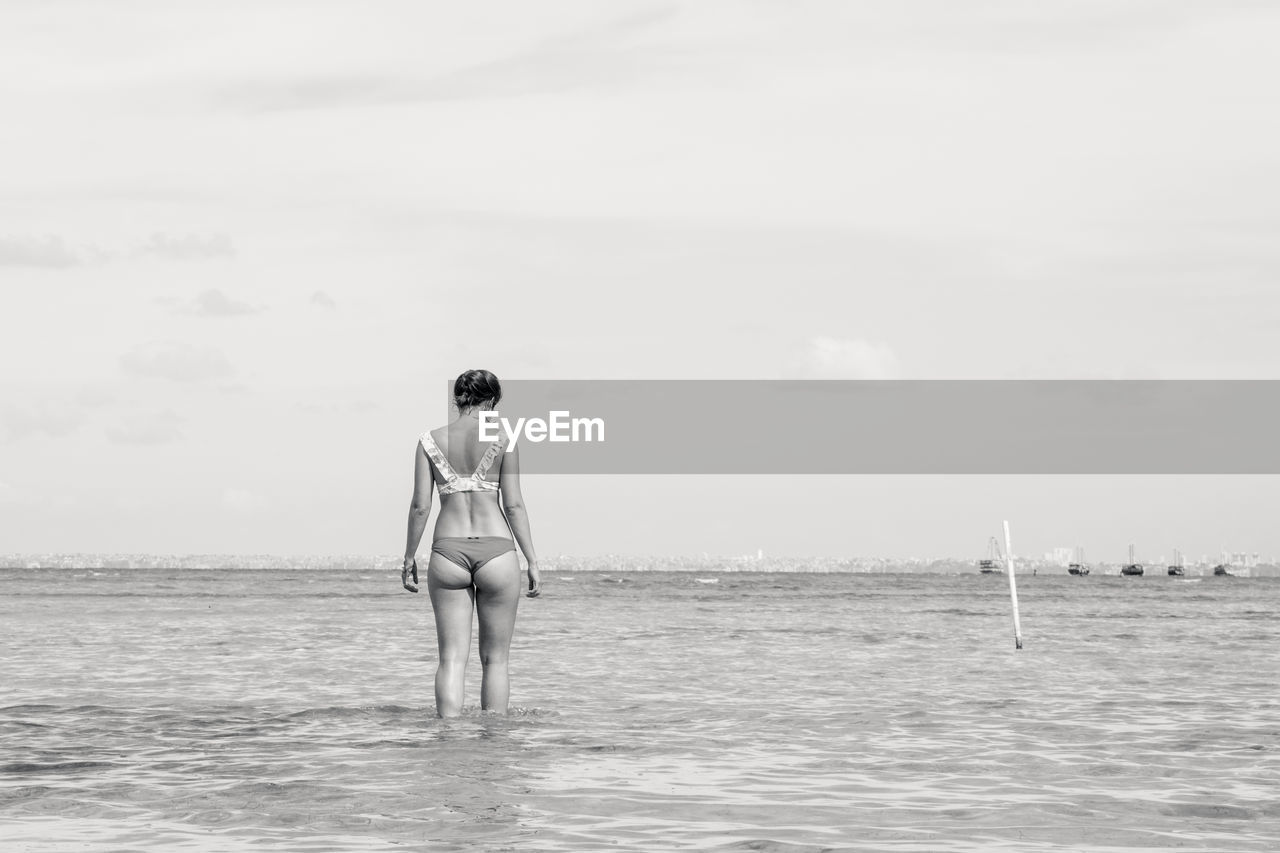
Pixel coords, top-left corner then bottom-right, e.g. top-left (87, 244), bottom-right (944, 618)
top-left (1, 568), bottom-right (1277, 851)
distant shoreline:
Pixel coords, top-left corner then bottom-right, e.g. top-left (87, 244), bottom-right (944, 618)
top-left (4, 554), bottom-right (1278, 577)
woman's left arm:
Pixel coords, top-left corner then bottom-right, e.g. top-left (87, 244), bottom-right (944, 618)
top-left (402, 439), bottom-right (434, 592)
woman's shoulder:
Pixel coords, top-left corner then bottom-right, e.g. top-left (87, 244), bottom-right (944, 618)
top-left (423, 419), bottom-right (506, 449)
top-left (418, 426), bottom-right (448, 452)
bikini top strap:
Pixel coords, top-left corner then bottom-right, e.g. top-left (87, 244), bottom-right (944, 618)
top-left (420, 433), bottom-right (458, 482)
top-left (473, 439), bottom-right (504, 481)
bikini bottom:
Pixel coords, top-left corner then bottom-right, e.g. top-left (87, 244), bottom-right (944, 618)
top-left (430, 536), bottom-right (516, 573)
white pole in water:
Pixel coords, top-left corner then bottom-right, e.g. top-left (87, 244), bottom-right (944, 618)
top-left (1003, 519), bottom-right (1023, 650)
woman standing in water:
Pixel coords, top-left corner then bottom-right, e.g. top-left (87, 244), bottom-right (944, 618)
top-left (402, 369), bottom-right (541, 717)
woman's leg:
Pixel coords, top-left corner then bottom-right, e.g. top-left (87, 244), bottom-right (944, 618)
top-left (426, 552), bottom-right (476, 718)
top-left (472, 550), bottom-right (522, 713)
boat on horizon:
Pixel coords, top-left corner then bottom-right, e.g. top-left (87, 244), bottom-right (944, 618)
top-left (1121, 544), bottom-right (1144, 577)
top-left (978, 537), bottom-right (1004, 574)
top-left (1067, 545), bottom-right (1089, 576)
top-left (1168, 548), bottom-right (1185, 577)
top-left (1213, 564), bottom-right (1234, 577)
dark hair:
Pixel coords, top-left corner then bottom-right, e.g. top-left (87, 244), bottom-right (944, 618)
top-left (453, 369), bottom-right (502, 410)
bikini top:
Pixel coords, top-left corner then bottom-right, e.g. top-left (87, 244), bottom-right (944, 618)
top-left (420, 432), bottom-right (503, 496)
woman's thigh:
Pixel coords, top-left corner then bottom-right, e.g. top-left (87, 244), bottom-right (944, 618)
top-left (472, 551), bottom-right (521, 657)
top-left (427, 553), bottom-right (476, 654)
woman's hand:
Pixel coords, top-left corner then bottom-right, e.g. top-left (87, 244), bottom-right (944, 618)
top-left (526, 562), bottom-right (541, 598)
top-left (402, 558), bottom-right (419, 593)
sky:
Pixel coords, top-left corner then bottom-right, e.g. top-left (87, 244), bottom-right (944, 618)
top-left (3, 0), bottom-right (1280, 560)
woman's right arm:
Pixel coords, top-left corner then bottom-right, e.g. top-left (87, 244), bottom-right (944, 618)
top-left (499, 441), bottom-right (540, 597)
top-left (402, 439), bottom-right (434, 592)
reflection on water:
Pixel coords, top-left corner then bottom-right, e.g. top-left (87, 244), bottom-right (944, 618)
top-left (1, 569), bottom-right (1278, 851)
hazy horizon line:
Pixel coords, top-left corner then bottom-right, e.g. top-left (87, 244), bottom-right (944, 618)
top-left (4, 552), bottom-right (1273, 565)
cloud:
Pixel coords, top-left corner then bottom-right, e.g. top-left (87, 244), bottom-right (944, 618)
top-left (190, 288), bottom-right (258, 316)
top-left (800, 336), bottom-right (901, 379)
top-left (0, 385), bottom-right (119, 442)
top-left (404, 7), bottom-right (682, 102)
top-left (222, 487), bottom-right (267, 512)
top-left (119, 342), bottom-right (235, 382)
top-left (0, 482), bottom-right (20, 504)
top-left (3, 233), bottom-right (234, 268)
top-left (209, 7), bottom-right (681, 112)
top-left (0, 236), bottom-right (80, 268)
top-left (0, 399), bottom-right (89, 441)
top-left (310, 290), bottom-right (337, 309)
top-left (104, 409), bottom-right (184, 445)
top-left (135, 233), bottom-right (235, 261)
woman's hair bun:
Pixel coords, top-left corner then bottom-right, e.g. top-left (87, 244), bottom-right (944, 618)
top-left (453, 369), bottom-right (502, 410)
